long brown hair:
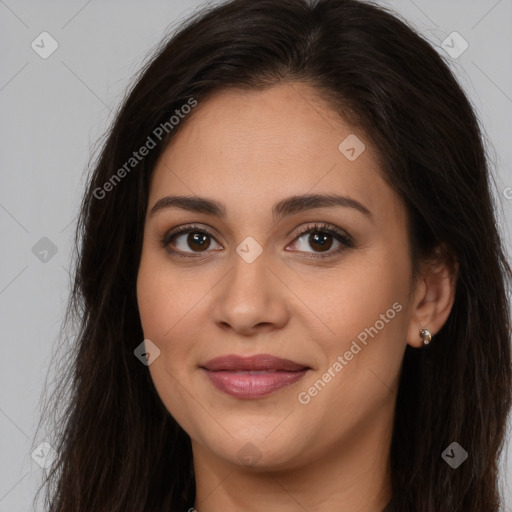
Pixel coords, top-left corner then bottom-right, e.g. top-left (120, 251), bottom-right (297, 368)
top-left (34, 0), bottom-right (512, 510)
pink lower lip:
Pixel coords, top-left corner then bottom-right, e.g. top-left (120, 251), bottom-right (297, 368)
top-left (203, 369), bottom-right (309, 398)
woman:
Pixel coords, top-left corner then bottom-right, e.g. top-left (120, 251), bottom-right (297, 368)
top-left (35, 0), bottom-right (512, 510)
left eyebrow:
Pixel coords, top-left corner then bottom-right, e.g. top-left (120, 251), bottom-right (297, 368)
top-left (272, 193), bottom-right (372, 222)
top-left (149, 193), bottom-right (372, 222)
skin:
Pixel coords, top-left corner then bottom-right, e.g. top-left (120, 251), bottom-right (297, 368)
top-left (136, 82), bottom-right (456, 512)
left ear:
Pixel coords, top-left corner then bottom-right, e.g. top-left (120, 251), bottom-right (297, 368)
top-left (406, 247), bottom-right (458, 348)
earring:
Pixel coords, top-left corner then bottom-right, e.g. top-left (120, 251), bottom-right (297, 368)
top-left (419, 328), bottom-right (432, 345)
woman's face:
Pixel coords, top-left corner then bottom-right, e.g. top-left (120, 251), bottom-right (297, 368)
top-left (137, 82), bottom-right (418, 471)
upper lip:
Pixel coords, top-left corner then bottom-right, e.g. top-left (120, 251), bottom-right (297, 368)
top-left (201, 354), bottom-right (309, 372)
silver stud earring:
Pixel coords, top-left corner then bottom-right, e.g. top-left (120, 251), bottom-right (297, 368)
top-left (419, 328), bottom-right (432, 345)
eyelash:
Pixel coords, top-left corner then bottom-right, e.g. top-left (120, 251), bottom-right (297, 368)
top-left (160, 222), bottom-right (354, 260)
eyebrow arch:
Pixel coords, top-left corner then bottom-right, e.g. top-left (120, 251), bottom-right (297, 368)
top-left (149, 193), bottom-right (372, 222)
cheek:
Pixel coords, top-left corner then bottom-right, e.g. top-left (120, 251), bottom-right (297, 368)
top-left (137, 254), bottom-right (205, 433)
top-left (306, 247), bottom-right (410, 346)
top-left (136, 246), bottom-right (220, 374)
top-left (294, 275), bottom-right (407, 451)
top-left (137, 279), bottom-right (194, 367)
top-left (300, 247), bottom-right (410, 406)
top-left (136, 249), bottom-right (198, 342)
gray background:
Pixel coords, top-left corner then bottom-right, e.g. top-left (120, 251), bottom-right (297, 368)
top-left (0, 0), bottom-right (511, 510)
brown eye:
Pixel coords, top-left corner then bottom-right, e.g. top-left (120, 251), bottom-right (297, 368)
top-left (185, 232), bottom-right (211, 251)
top-left (166, 229), bottom-right (220, 254)
top-left (287, 223), bottom-right (353, 258)
top-left (307, 231), bottom-right (334, 252)
top-left (162, 222), bottom-right (352, 260)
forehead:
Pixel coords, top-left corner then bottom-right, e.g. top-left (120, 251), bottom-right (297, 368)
top-left (149, 83), bottom-right (404, 225)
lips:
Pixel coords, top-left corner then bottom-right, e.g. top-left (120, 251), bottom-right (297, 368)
top-left (201, 354), bottom-right (308, 372)
top-left (200, 354), bottom-right (310, 398)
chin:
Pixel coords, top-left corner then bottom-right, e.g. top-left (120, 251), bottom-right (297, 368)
top-left (192, 421), bottom-right (314, 471)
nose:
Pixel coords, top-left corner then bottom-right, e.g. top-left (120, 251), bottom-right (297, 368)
top-left (210, 251), bottom-right (290, 336)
